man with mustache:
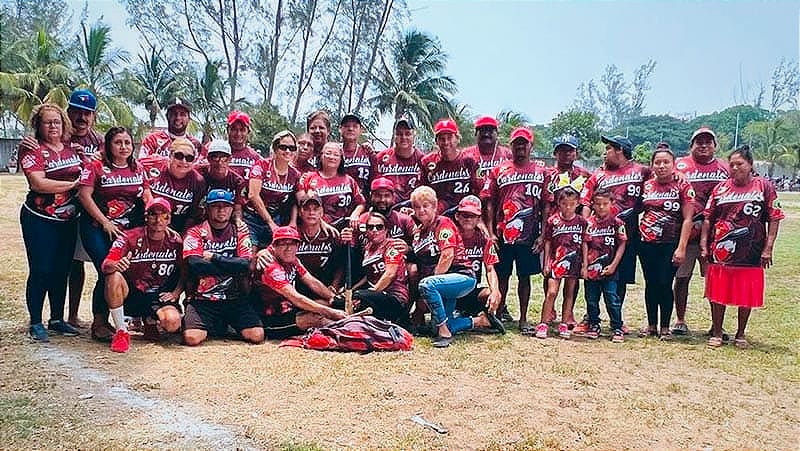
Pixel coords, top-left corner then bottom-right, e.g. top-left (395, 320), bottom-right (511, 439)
top-left (138, 98), bottom-right (203, 159)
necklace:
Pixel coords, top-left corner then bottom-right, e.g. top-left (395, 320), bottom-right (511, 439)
top-left (302, 227), bottom-right (321, 242)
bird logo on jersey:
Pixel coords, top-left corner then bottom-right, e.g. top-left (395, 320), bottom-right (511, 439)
top-left (712, 222), bottom-right (750, 263)
top-left (551, 248), bottom-right (578, 278)
top-left (586, 253), bottom-right (610, 279)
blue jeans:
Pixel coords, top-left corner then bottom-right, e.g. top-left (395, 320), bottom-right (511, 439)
top-left (584, 278), bottom-right (622, 331)
top-left (79, 217), bottom-right (112, 316)
top-left (419, 273), bottom-right (476, 334)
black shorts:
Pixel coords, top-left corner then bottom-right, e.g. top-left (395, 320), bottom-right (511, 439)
top-left (261, 309), bottom-right (303, 340)
top-left (183, 298), bottom-right (263, 336)
top-left (124, 288), bottom-right (181, 319)
top-left (495, 243), bottom-right (542, 278)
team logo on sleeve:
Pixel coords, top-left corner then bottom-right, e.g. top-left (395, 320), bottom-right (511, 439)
top-left (184, 235), bottom-right (200, 251)
top-left (41, 150), bottom-right (50, 159)
top-left (438, 227), bottom-right (453, 241)
top-left (427, 162), bottom-right (436, 171)
top-left (676, 161), bottom-right (688, 170)
top-left (687, 188), bottom-right (696, 199)
top-left (382, 154), bottom-right (390, 163)
top-left (387, 247), bottom-right (400, 259)
top-left (149, 167), bottom-right (161, 178)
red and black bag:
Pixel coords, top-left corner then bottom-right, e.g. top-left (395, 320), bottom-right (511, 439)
top-left (281, 316), bottom-right (413, 352)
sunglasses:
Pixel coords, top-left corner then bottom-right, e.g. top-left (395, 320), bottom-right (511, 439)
top-left (276, 144), bottom-right (297, 152)
top-left (172, 152), bottom-right (196, 162)
top-left (365, 224), bottom-right (385, 231)
top-left (146, 212), bottom-right (170, 221)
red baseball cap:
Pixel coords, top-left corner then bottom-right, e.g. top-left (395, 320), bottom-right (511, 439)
top-left (474, 115), bottom-right (498, 129)
top-left (457, 195), bottom-right (482, 216)
top-left (145, 197), bottom-right (171, 213)
top-left (227, 111), bottom-right (251, 128)
top-left (370, 177), bottom-right (395, 192)
top-left (272, 226), bottom-right (301, 243)
top-left (509, 127), bottom-right (534, 144)
top-left (434, 119), bottom-right (459, 136)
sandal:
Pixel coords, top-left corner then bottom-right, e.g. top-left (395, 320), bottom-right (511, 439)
top-left (91, 322), bottom-right (114, 343)
top-left (432, 335), bottom-right (453, 348)
top-left (707, 336), bottom-right (724, 348)
top-left (734, 338), bottom-right (749, 349)
top-left (483, 310), bottom-right (506, 335)
top-left (638, 327), bottom-right (658, 338)
top-left (659, 331), bottom-right (673, 341)
top-left (519, 321), bottom-right (535, 336)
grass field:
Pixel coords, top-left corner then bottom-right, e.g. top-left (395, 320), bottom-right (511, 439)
top-left (0, 174), bottom-right (798, 450)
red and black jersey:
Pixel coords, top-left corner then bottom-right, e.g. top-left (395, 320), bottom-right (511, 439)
top-left (70, 130), bottom-right (104, 160)
top-left (343, 145), bottom-right (376, 195)
top-left (372, 147), bottom-right (424, 203)
top-left (79, 160), bottom-right (148, 228)
top-left (247, 158), bottom-right (300, 221)
top-left (460, 145), bottom-right (513, 179)
top-left (296, 228), bottom-right (344, 286)
top-left (147, 163), bottom-right (207, 233)
top-left (705, 177), bottom-right (784, 267)
top-left (104, 226), bottom-right (183, 293)
top-left (361, 241), bottom-right (409, 304)
top-left (639, 178), bottom-right (695, 243)
top-left (419, 151), bottom-right (480, 213)
top-left (412, 216), bottom-right (473, 279)
top-left (547, 165), bottom-right (592, 212)
top-left (481, 159), bottom-right (550, 245)
top-left (675, 156), bottom-right (729, 242)
top-left (544, 213), bottom-right (587, 279)
top-left (138, 130), bottom-right (203, 159)
top-left (183, 221), bottom-right (252, 301)
top-left (20, 144), bottom-right (82, 221)
top-left (197, 166), bottom-right (247, 205)
top-left (256, 259), bottom-right (309, 316)
top-left (581, 162), bottom-right (651, 224)
top-left (229, 146), bottom-right (262, 179)
top-left (355, 210), bottom-right (416, 247)
top-left (461, 228), bottom-right (499, 282)
top-left (298, 172), bottom-right (365, 225)
top-left (584, 214), bottom-right (628, 280)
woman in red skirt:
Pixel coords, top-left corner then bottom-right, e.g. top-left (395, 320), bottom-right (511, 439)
top-left (700, 145), bottom-right (784, 348)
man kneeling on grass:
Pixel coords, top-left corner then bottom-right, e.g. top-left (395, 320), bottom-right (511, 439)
top-left (182, 189), bottom-right (264, 346)
top-left (253, 226), bottom-right (346, 339)
top-left (103, 198), bottom-right (184, 353)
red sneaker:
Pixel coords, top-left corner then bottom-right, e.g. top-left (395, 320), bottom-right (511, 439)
top-left (572, 321), bottom-right (590, 335)
top-left (110, 329), bottom-right (130, 353)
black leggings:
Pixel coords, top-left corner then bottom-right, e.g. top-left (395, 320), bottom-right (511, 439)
top-left (638, 241), bottom-right (678, 329)
top-left (353, 289), bottom-right (409, 327)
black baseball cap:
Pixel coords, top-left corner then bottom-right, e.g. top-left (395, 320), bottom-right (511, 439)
top-left (601, 135), bottom-right (633, 153)
top-left (394, 115), bottom-right (415, 130)
top-left (339, 113), bottom-right (362, 126)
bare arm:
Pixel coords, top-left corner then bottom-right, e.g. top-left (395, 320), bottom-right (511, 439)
top-left (673, 201), bottom-right (694, 265)
top-left (248, 178), bottom-right (275, 227)
top-left (761, 220), bottom-right (780, 269)
top-left (371, 262), bottom-right (398, 292)
top-left (484, 263), bottom-right (501, 313)
top-left (433, 247), bottom-right (454, 275)
top-left (25, 171), bottom-right (78, 194)
top-left (699, 219), bottom-right (711, 259)
top-left (484, 198), bottom-right (497, 242)
top-left (299, 271), bottom-right (336, 301)
top-left (275, 283), bottom-right (344, 320)
top-left (606, 240), bottom-right (626, 275)
top-left (78, 184), bottom-right (124, 239)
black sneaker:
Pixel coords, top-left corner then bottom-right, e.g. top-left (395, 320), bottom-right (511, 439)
top-left (29, 323), bottom-right (49, 342)
top-left (48, 319), bottom-right (79, 337)
top-left (585, 324), bottom-right (601, 339)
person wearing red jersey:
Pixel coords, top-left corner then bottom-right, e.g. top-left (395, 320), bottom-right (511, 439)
top-left (481, 127), bottom-right (550, 334)
top-left (294, 193), bottom-right (345, 295)
top-left (420, 119), bottom-right (481, 216)
top-left (581, 135), bottom-right (651, 322)
top-left (637, 148), bottom-right (694, 340)
top-left (351, 212), bottom-right (411, 325)
top-left (224, 111), bottom-right (262, 179)
top-left (197, 140), bottom-right (247, 221)
top-left (297, 142), bottom-right (366, 228)
top-left (147, 138), bottom-right (207, 234)
top-left (254, 226), bottom-right (346, 339)
top-left (138, 98), bottom-right (202, 159)
top-left (295, 133), bottom-right (314, 170)
top-left (372, 116), bottom-right (424, 207)
top-left (701, 146), bottom-right (784, 348)
top-left (246, 130), bottom-right (301, 248)
top-left (102, 198), bottom-right (184, 353)
top-left (460, 115), bottom-right (512, 180)
top-left (672, 127), bottom-right (730, 336)
top-left (296, 110), bottom-right (331, 172)
top-left (339, 113), bottom-right (376, 196)
top-left (78, 127), bottom-right (151, 342)
top-left (411, 186), bottom-right (495, 347)
top-left (182, 189), bottom-right (263, 346)
top-left (538, 188), bottom-right (587, 339)
top-left (347, 178), bottom-right (416, 248)
top-left (452, 196), bottom-right (504, 333)
top-left (582, 189), bottom-right (628, 342)
top-left (19, 104), bottom-right (83, 341)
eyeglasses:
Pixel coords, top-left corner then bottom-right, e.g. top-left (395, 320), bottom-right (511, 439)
top-left (365, 224), bottom-right (385, 231)
top-left (43, 120), bottom-right (62, 127)
top-left (276, 144), bottom-right (297, 152)
top-left (146, 212), bottom-right (170, 222)
top-left (172, 152), bottom-right (196, 162)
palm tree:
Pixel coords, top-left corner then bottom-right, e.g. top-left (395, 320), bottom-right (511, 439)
top-left (743, 118), bottom-right (798, 177)
top-left (187, 61), bottom-right (227, 141)
top-left (117, 46), bottom-right (184, 127)
top-left (369, 30), bottom-right (458, 132)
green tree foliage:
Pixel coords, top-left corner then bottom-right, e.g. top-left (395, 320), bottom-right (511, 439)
top-left (246, 103), bottom-right (296, 154)
top-left (117, 46), bottom-right (186, 127)
top-left (549, 110), bottom-right (601, 157)
top-left (632, 141), bottom-right (653, 165)
top-left (742, 116), bottom-right (798, 177)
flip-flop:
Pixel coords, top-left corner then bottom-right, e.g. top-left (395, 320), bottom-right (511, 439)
top-left (519, 322), bottom-right (535, 336)
top-left (432, 336), bottom-right (453, 348)
top-left (734, 338), bottom-right (749, 349)
top-left (707, 336), bottom-right (723, 348)
top-left (485, 311), bottom-right (506, 335)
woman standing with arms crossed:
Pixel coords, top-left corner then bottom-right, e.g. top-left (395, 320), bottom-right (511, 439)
top-left (19, 104), bottom-right (83, 341)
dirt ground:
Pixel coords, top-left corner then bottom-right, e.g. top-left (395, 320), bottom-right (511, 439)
top-left (1, 175), bottom-right (798, 450)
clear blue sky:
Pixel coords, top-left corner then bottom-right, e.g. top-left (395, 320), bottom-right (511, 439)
top-left (80, 0), bottom-right (799, 125)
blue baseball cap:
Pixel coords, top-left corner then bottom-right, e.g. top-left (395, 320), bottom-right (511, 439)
top-left (206, 189), bottom-right (234, 205)
top-left (601, 135), bottom-right (633, 153)
top-left (68, 89), bottom-right (97, 112)
top-left (553, 135), bottom-right (579, 152)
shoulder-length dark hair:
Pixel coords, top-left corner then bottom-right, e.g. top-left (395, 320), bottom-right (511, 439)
top-left (103, 127), bottom-right (137, 171)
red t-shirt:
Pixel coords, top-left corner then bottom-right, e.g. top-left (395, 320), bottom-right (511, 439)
top-left (639, 178), bottom-right (695, 243)
top-left (257, 259), bottom-right (309, 316)
top-left (460, 144), bottom-right (513, 179)
top-left (481, 159), bottom-right (550, 245)
top-left (229, 146), bottom-right (262, 179)
top-left (147, 163), bottom-right (207, 233)
top-left (298, 172), bottom-right (365, 225)
top-left (361, 240), bottom-right (409, 304)
top-left (544, 213), bottom-right (587, 279)
top-left (675, 156), bottom-right (729, 242)
top-left (581, 162), bottom-right (652, 225)
top-left (372, 147), bottom-right (424, 203)
top-left (583, 214), bottom-right (628, 280)
top-left (183, 221), bottom-right (252, 301)
top-left (343, 145), bottom-right (376, 195)
top-left (79, 161), bottom-right (148, 228)
top-left (20, 144), bottom-right (82, 221)
top-left (412, 216), bottom-right (473, 279)
top-left (247, 158), bottom-right (300, 221)
top-left (461, 228), bottom-right (499, 282)
top-left (138, 130), bottom-right (203, 159)
top-left (296, 228), bottom-right (344, 286)
top-left (104, 226), bottom-right (183, 293)
top-left (419, 151), bottom-right (480, 213)
top-left (704, 177), bottom-right (784, 267)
